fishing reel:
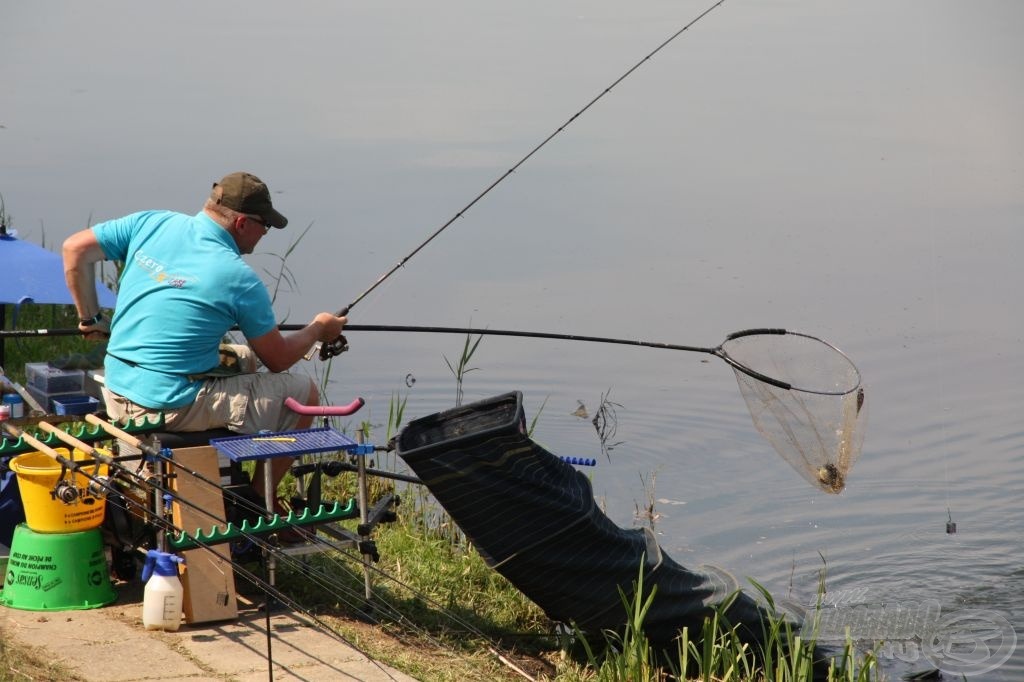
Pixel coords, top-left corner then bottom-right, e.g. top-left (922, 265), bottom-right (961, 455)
top-left (87, 476), bottom-right (110, 498)
top-left (318, 334), bottom-right (349, 360)
top-left (52, 479), bottom-right (82, 505)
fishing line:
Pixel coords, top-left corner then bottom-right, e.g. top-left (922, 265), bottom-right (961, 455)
top-left (926, 232), bottom-right (956, 533)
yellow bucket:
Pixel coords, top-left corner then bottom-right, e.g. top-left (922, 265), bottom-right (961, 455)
top-left (10, 448), bottom-right (108, 533)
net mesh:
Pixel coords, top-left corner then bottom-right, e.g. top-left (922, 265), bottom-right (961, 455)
top-left (722, 332), bottom-right (866, 494)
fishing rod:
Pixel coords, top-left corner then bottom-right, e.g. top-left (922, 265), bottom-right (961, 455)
top-left (1, 422), bottom-right (407, 681)
top-left (5, 420), bottom-right (552, 674)
top-left (10, 421), bottom-right (426, 644)
top-left (4, 4), bottom-right (865, 492)
top-left (73, 414), bottom-right (548, 652)
top-left (311, 0), bottom-right (728, 359)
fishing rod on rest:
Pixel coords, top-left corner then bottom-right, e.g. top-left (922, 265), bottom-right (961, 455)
top-left (74, 416), bottom-right (518, 649)
top-left (13, 420), bottom-right (420, 638)
top-left (0, 422), bottom-right (406, 679)
top-left (4, 423), bottom-right (298, 593)
top-left (77, 414), bottom-right (411, 614)
top-left (308, 0), bottom-right (729, 361)
top-left (27, 419), bottom-right (324, 575)
top-left (5, 421), bottom-right (553, 670)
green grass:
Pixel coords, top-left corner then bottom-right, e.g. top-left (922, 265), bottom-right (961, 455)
top-left (443, 330), bottom-right (484, 407)
top-left (2, 303), bottom-right (98, 383)
top-left (269, 454), bottom-right (884, 682)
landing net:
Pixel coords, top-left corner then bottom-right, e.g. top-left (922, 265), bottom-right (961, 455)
top-left (719, 330), bottom-right (866, 494)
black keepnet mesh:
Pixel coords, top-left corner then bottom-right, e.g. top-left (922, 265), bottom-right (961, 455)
top-left (396, 392), bottom-right (793, 646)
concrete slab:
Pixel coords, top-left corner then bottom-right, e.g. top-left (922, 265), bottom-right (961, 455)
top-left (0, 585), bottom-right (417, 682)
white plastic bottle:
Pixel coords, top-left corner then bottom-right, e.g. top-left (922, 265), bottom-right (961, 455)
top-left (2, 393), bottom-right (24, 419)
top-left (141, 550), bottom-right (185, 631)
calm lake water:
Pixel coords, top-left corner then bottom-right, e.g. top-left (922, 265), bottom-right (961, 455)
top-left (3, 2), bottom-right (1022, 678)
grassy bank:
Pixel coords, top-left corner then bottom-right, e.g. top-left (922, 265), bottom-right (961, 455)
top-left (269, 445), bottom-right (882, 682)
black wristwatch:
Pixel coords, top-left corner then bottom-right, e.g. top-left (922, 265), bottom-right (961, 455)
top-left (79, 312), bottom-right (104, 326)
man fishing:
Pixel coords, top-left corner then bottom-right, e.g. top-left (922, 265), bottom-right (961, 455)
top-left (62, 171), bottom-right (346, 506)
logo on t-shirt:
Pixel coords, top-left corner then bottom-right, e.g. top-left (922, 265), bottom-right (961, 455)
top-left (134, 248), bottom-right (196, 288)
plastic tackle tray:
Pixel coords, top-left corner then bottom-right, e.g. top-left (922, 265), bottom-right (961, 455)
top-left (51, 395), bottom-right (100, 415)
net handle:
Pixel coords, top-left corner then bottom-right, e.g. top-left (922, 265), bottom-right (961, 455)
top-left (4, 324), bottom-right (858, 394)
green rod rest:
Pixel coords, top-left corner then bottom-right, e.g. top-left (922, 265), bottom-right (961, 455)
top-left (0, 413), bottom-right (165, 456)
top-left (168, 498), bottom-right (360, 550)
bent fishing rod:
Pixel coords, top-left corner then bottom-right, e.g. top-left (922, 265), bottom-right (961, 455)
top-left (313, 0), bottom-right (728, 358)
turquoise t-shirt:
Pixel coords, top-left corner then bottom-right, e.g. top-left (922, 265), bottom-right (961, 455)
top-left (94, 210), bottom-right (277, 408)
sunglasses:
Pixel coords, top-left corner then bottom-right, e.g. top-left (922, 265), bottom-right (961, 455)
top-left (245, 215), bottom-right (270, 234)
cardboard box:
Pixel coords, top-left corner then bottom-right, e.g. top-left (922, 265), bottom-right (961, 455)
top-left (170, 446), bottom-right (238, 623)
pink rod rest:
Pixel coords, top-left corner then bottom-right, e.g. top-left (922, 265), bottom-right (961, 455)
top-left (284, 396), bottom-right (365, 417)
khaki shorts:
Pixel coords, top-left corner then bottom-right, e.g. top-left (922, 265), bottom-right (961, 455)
top-left (105, 346), bottom-right (314, 435)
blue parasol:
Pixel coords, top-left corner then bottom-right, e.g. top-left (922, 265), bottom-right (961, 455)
top-left (0, 227), bottom-right (117, 367)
